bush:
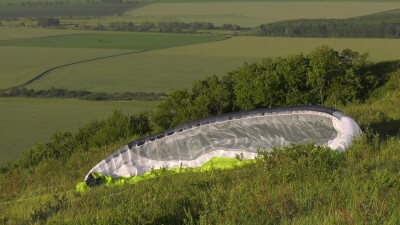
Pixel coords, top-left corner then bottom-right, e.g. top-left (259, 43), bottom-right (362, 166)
top-left (151, 46), bottom-right (399, 130)
top-left (37, 18), bottom-right (60, 27)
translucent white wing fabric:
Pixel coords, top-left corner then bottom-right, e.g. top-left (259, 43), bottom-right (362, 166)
top-left (84, 106), bottom-right (360, 181)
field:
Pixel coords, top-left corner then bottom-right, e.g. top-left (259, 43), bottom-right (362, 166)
top-left (0, 27), bottom-right (91, 41)
top-left (0, 32), bottom-right (225, 90)
top-left (0, 3), bottom-right (139, 18)
top-left (1, 62), bottom-right (400, 224)
top-left (1, 1), bottom-right (400, 222)
top-left (0, 32), bottom-right (226, 50)
top-left (0, 98), bottom-right (158, 166)
top-left (0, 46), bottom-right (130, 90)
top-left (122, 2), bottom-right (400, 27)
top-left (25, 36), bottom-right (400, 93)
top-left (1, 2), bottom-right (400, 167)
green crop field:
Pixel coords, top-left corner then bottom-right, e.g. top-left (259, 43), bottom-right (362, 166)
top-left (28, 53), bottom-right (252, 93)
top-left (156, 36), bottom-right (400, 61)
top-left (0, 98), bottom-right (158, 166)
top-left (0, 32), bottom-right (225, 90)
top-left (25, 37), bottom-right (400, 93)
top-left (0, 32), bottom-right (226, 50)
top-left (0, 27), bottom-right (91, 41)
top-left (123, 2), bottom-right (400, 27)
top-left (0, 46), bottom-right (130, 90)
top-left (0, 3), bottom-right (139, 18)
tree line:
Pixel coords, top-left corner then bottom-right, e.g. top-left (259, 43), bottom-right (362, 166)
top-left (258, 11), bottom-right (400, 38)
top-left (3, 46), bottom-right (400, 171)
top-left (0, 87), bottom-right (166, 101)
top-left (150, 46), bottom-right (400, 131)
top-left (96, 21), bottom-right (241, 33)
top-left (35, 18), bottom-right (241, 33)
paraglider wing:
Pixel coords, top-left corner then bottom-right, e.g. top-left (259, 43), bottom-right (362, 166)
top-left (84, 106), bottom-right (360, 181)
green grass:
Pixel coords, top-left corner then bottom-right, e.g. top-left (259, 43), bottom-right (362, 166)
top-left (0, 4), bottom-right (134, 18)
top-left (28, 53), bottom-right (252, 93)
top-left (26, 37), bottom-right (400, 93)
top-left (0, 46), bottom-right (129, 90)
top-left (0, 62), bottom-right (400, 225)
top-left (0, 98), bottom-right (158, 166)
top-left (0, 32), bottom-right (226, 50)
top-left (1, 124), bottom-right (399, 224)
top-left (122, 2), bottom-right (400, 27)
top-left (0, 32), bottom-right (225, 90)
top-left (0, 27), bottom-right (91, 41)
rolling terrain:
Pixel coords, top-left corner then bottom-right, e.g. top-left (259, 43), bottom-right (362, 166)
top-left (123, 2), bottom-right (400, 27)
top-left (0, 51), bottom-right (399, 224)
top-left (24, 37), bottom-right (400, 93)
top-left (0, 32), bottom-right (225, 91)
top-left (2, 1), bottom-right (400, 166)
top-left (0, 3), bottom-right (399, 223)
top-left (0, 46), bottom-right (130, 91)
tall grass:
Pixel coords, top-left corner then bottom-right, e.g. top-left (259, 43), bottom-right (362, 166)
top-left (1, 137), bottom-right (399, 224)
top-left (1, 72), bottom-right (399, 224)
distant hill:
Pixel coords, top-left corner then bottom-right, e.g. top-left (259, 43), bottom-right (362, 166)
top-left (258, 8), bottom-right (400, 38)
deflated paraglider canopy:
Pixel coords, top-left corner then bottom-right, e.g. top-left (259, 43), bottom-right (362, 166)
top-left (84, 106), bottom-right (360, 182)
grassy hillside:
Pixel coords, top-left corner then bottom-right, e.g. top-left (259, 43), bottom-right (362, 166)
top-left (0, 83), bottom-right (399, 223)
top-left (0, 98), bottom-right (158, 166)
top-left (25, 37), bottom-right (400, 93)
top-left (4, 140), bottom-right (399, 224)
top-left (0, 3), bottom-right (399, 223)
top-left (258, 7), bottom-right (400, 38)
top-left (0, 49), bottom-right (399, 224)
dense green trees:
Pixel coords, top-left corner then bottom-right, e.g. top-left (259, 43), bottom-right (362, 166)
top-left (258, 10), bottom-right (400, 38)
top-left (307, 45), bottom-right (341, 104)
top-left (100, 21), bottom-right (217, 33)
top-left (84, 21), bottom-right (238, 33)
top-left (108, 21), bottom-right (135, 31)
top-left (37, 18), bottom-right (59, 27)
top-left (222, 23), bottom-right (240, 31)
top-left (150, 46), bottom-right (399, 131)
top-left (151, 75), bottom-right (232, 131)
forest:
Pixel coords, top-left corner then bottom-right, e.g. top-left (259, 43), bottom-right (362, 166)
top-left (258, 9), bottom-right (400, 38)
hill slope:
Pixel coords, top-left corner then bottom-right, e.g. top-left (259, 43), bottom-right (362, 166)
top-left (1, 48), bottom-right (400, 224)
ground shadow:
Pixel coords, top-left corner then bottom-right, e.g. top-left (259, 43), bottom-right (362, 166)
top-left (370, 119), bottom-right (400, 138)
